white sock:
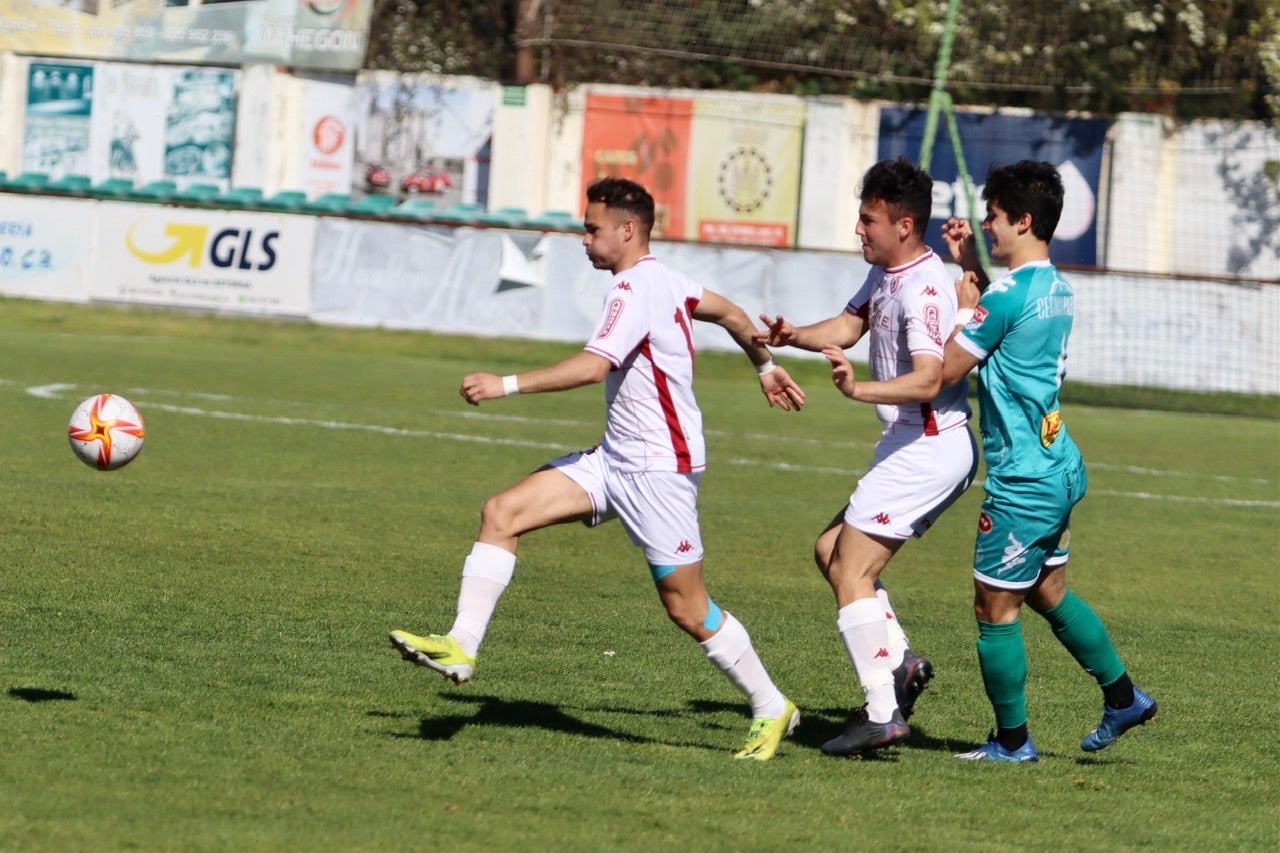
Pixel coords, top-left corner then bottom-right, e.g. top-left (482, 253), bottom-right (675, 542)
top-left (876, 584), bottom-right (910, 668)
top-left (837, 597), bottom-right (898, 723)
top-left (448, 541), bottom-right (515, 656)
top-left (701, 612), bottom-right (786, 719)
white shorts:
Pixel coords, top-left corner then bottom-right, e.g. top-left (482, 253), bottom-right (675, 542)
top-left (551, 446), bottom-right (704, 566)
top-left (846, 422), bottom-right (978, 540)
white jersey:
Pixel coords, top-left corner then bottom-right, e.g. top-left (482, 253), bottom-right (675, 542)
top-left (845, 249), bottom-right (970, 432)
top-left (584, 255), bottom-right (706, 474)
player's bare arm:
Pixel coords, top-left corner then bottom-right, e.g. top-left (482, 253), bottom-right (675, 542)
top-left (695, 289), bottom-right (806, 411)
top-left (460, 351), bottom-right (611, 406)
top-left (939, 270), bottom-right (985, 387)
top-left (823, 347), bottom-right (944, 404)
top-left (756, 308), bottom-right (866, 352)
top-left (940, 217), bottom-right (991, 287)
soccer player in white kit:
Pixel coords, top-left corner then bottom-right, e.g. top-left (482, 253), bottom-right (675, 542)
top-left (391, 177), bottom-right (808, 760)
top-left (758, 157), bottom-right (977, 756)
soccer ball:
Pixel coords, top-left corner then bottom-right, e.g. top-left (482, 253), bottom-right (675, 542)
top-left (68, 393), bottom-right (146, 470)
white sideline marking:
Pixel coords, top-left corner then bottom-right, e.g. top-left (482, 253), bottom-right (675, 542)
top-left (19, 381), bottom-right (1278, 508)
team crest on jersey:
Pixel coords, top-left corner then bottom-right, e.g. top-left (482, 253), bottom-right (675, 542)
top-left (889, 276), bottom-right (900, 294)
top-left (978, 512), bottom-right (993, 533)
top-left (925, 303), bottom-right (942, 345)
top-left (1040, 409), bottom-right (1063, 447)
top-left (599, 296), bottom-right (626, 338)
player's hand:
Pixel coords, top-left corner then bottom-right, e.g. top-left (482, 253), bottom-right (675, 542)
top-left (822, 344), bottom-right (857, 399)
top-left (940, 217), bottom-right (980, 270)
top-left (755, 314), bottom-right (797, 347)
top-left (459, 372), bottom-right (503, 406)
top-left (760, 364), bottom-right (806, 411)
top-left (955, 270), bottom-right (982, 311)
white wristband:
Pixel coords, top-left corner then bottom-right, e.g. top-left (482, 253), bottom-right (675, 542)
top-left (955, 308), bottom-right (975, 327)
top-left (502, 374), bottom-right (520, 396)
top-left (756, 359), bottom-right (777, 376)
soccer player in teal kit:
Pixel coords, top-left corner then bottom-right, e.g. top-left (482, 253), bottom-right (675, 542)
top-left (941, 161), bottom-right (1157, 762)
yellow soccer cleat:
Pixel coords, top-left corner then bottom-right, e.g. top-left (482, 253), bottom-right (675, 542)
top-left (734, 698), bottom-right (800, 761)
top-left (389, 629), bottom-right (476, 684)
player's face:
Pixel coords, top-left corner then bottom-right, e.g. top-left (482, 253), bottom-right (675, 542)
top-left (855, 197), bottom-right (905, 267)
top-left (582, 201), bottom-right (628, 272)
top-left (982, 200), bottom-right (1017, 262)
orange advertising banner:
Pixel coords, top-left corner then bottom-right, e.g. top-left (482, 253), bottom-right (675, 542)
top-left (581, 93), bottom-right (693, 241)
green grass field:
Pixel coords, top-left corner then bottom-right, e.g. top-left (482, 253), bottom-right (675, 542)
top-left (1, 298), bottom-right (1277, 850)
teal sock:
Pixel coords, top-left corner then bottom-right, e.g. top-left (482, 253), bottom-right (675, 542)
top-left (976, 619), bottom-right (1027, 730)
top-left (1040, 590), bottom-right (1126, 687)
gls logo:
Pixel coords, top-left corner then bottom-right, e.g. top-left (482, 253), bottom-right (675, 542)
top-left (125, 219), bottom-right (279, 271)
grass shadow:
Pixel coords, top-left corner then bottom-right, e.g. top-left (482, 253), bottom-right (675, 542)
top-left (9, 687), bottom-right (77, 702)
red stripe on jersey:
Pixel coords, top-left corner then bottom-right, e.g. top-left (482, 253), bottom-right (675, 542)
top-left (641, 338), bottom-right (693, 472)
top-left (920, 402), bottom-right (939, 436)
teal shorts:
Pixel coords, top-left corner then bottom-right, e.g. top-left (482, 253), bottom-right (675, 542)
top-left (971, 458), bottom-right (1087, 590)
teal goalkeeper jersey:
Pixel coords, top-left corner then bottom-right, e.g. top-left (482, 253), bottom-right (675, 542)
top-left (954, 259), bottom-right (1082, 478)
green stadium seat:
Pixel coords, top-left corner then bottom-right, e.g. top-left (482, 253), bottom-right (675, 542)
top-left (173, 183), bottom-right (222, 204)
top-left (478, 206), bottom-right (530, 227)
top-left (429, 203), bottom-right (485, 224)
top-left (91, 177), bottom-right (135, 198)
top-left (302, 192), bottom-right (355, 214)
top-left (45, 173), bottom-right (93, 195)
top-left (216, 186), bottom-right (265, 208)
top-left (128, 180), bottom-right (177, 202)
top-left (388, 198), bottom-right (439, 219)
top-left (348, 194), bottom-right (396, 216)
top-left (525, 209), bottom-right (581, 230)
top-left (259, 189), bottom-right (307, 212)
top-left (6, 171), bottom-right (49, 191)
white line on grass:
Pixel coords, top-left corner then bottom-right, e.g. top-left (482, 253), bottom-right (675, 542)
top-left (19, 381), bottom-right (1278, 508)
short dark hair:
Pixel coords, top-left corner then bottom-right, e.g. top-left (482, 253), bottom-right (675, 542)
top-left (982, 161), bottom-right (1064, 242)
top-left (585, 177), bottom-right (655, 233)
top-left (859, 156), bottom-right (933, 237)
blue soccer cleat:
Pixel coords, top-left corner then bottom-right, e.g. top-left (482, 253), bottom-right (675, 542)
top-left (955, 733), bottom-right (1040, 763)
top-left (1081, 686), bottom-right (1157, 752)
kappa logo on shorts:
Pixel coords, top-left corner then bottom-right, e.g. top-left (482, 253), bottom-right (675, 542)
top-left (874, 512), bottom-right (891, 525)
top-left (978, 512), bottom-right (993, 533)
top-left (874, 647), bottom-right (890, 659)
top-left (675, 540), bottom-right (693, 554)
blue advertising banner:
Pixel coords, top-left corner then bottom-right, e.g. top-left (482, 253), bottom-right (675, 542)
top-left (878, 107), bottom-right (1111, 267)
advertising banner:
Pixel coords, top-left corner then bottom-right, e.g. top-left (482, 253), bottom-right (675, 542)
top-left (22, 60), bottom-right (93, 176)
top-left (687, 94), bottom-right (805, 247)
top-left (301, 75), bottom-right (356, 197)
top-left (352, 73), bottom-right (497, 206)
top-left (94, 203), bottom-right (315, 315)
top-left (0, 0), bottom-right (373, 73)
top-left (580, 93), bottom-right (693, 241)
top-left (0, 193), bottom-right (92, 302)
top-left (879, 107), bottom-right (1111, 266)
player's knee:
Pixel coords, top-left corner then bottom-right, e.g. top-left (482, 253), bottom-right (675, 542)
top-left (479, 492), bottom-right (520, 537)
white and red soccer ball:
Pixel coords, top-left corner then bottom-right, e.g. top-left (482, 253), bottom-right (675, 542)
top-left (68, 393), bottom-right (146, 470)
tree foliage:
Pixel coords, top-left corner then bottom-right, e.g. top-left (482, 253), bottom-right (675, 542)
top-left (363, 0), bottom-right (1278, 120)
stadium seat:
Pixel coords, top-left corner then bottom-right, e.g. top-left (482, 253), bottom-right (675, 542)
top-left (477, 206), bottom-right (530, 227)
top-left (173, 183), bottom-right (222, 204)
top-left (348, 193), bottom-right (397, 216)
top-left (6, 171), bottom-right (49, 191)
top-left (429, 203), bottom-right (485, 224)
top-left (216, 186), bottom-right (265, 208)
top-left (388, 198), bottom-right (438, 219)
top-left (45, 174), bottom-right (93, 195)
top-left (525, 209), bottom-right (580, 230)
top-left (259, 189), bottom-right (307, 212)
top-left (303, 192), bottom-right (355, 214)
top-left (90, 177), bottom-right (135, 198)
top-left (128, 180), bottom-right (177, 202)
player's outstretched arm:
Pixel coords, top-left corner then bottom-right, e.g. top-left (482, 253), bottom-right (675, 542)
top-left (460, 352), bottom-right (610, 406)
top-left (695, 289), bottom-right (805, 411)
top-left (756, 310), bottom-right (864, 352)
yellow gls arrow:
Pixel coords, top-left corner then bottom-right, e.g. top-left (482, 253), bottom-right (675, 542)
top-left (125, 221), bottom-right (208, 266)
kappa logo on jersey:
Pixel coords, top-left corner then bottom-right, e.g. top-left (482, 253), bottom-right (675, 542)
top-left (923, 285), bottom-right (938, 296)
top-left (874, 512), bottom-right (891, 525)
top-left (599, 296), bottom-right (625, 338)
top-left (978, 512), bottom-right (993, 533)
top-left (615, 281), bottom-right (633, 291)
top-left (925, 303), bottom-right (942, 345)
top-left (675, 540), bottom-right (694, 554)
